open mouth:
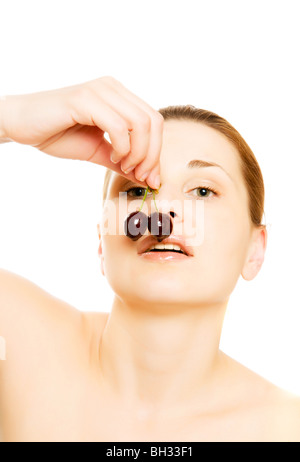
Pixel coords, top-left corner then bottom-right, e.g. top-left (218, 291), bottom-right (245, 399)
top-left (137, 236), bottom-right (194, 258)
top-left (144, 244), bottom-right (188, 256)
top-left (148, 249), bottom-right (184, 253)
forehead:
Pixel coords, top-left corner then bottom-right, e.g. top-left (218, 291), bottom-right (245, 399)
top-left (108, 119), bottom-right (244, 192)
top-left (160, 119), bottom-right (242, 180)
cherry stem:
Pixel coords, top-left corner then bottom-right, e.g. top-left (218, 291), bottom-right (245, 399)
top-left (138, 186), bottom-right (150, 212)
top-left (138, 185), bottom-right (159, 212)
top-left (152, 189), bottom-right (159, 212)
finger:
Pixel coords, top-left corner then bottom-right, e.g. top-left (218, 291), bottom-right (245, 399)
top-left (133, 113), bottom-right (163, 182)
top-left (94, 77), bottom-right (164, 179)
top-left (144, 163), bottom-right (161, 191)
top-left (100, 77), bottom-right (160, 121)
top-left (69, 89), bottom-right (131, 156)
top-left (90, 83), bottom-right (152, 168)
top-left (87, 137), bottom-right (148, 188)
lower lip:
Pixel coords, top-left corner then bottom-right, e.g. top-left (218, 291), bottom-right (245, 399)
top-left (139, 251), bottom-right (191, 262)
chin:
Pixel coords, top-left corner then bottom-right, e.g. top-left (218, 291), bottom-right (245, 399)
top-left (127, 277), bottom-right (194, 304)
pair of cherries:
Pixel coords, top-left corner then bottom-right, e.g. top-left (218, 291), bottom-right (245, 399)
top-left (124, 210), bottom-right (174, 242)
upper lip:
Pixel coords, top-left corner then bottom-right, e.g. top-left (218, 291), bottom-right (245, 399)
top-left (137, 236), bottom-right (194, 256)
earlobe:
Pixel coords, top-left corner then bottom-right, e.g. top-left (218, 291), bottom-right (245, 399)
top-left (241, 226), bottom-right (267, 281)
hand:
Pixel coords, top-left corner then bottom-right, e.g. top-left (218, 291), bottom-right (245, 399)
top-left (0, 77), bottom-right (163, 189)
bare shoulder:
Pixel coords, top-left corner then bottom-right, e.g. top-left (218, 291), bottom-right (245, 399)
top-left (0, 267), bottom-right (109, 368)
top-left (0, 268), bottom-right (83, 344)
top-left (267, 387), bottom-right (300, 442)
top-left (0, 269), bottom-right (85, 434)
top-left (0, 268), bottom-right (88, 379)
top-left (0, 269), bottom-right (109, 442)
top-left (220, 352), bottom-right (300, 441)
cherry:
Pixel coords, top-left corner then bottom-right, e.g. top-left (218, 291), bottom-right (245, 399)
top-left (148, 212), bottom-right (173, 242)
top-left (124, 211), bottom-right (148, 241)
top-left (124, 185), bottom-right (174, 242)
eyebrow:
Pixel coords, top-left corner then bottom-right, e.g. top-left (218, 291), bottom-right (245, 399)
top-left (113, 158), bottom-right (234, 192)
top-left (186, 159), bottom-right (234, 182)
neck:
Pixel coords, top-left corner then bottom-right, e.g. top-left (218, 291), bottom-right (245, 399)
top-left (98, 296), bottom-right (227, 417)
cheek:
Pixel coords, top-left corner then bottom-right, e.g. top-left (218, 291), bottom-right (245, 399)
top-left (101, 236), bottom-right (127, 291)
top-left (100, 199), bottom-right (136, 293)
top-left (100, 200), bottom-right (122, 238)
top-left (197, 200), bottom-right (251, 278)
top-left (205, 201), bottom-right (250, 262)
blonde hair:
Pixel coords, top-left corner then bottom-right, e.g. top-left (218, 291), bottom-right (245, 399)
top-left (102, 105), bottom-right (265, 228)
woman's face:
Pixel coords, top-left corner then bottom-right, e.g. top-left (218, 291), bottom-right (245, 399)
top-left (99, 120), bottom-right (260, 309)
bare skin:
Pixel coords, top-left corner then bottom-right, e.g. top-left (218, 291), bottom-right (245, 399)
top-left (0, 78), bottom-right (300, 442)
top-left (0, 274), bottom-right (299, 442)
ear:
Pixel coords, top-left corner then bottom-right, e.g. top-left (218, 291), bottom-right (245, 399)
top-left (241, 225), bottom-right (267, 281)
top-left (97, 223), bottom-right (105, 277)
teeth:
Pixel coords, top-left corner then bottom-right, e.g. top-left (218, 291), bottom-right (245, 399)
top-left (147, 244), bottom-right (184, 253)
top-left (151, 244), bottom-right (165, 250)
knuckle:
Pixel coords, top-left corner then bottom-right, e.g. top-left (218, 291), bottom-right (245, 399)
top-left (134, 163), bottom-right (151, 179)
top-left (74, 85), bottom-right (93, 102)
top-left (100, 75), bottom-right (118, 86)
top-left (126, 151), bottom-right (143, 165)
top-left (153, 112), bottom-right (164, 128)
top-left (136, 113), bottom-right (151, 132)
top-left (112, 118), bottom-right (128, 136)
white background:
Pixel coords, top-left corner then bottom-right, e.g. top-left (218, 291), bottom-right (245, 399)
top-left (0, 0), bottom-right (299, 394)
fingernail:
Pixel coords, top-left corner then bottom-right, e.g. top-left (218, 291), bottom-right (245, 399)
top-left (122, 165), bottom-right (136, 174)
top-left (110, 153), bottom-right (120, 164)
top-left (138, 171), bottom-right (150, 182)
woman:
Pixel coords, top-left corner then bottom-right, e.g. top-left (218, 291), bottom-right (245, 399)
top-left (0, 77), bottom-right (299, 442)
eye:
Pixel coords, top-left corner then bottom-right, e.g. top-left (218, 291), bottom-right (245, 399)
top-left (125, 187), bottom-right (151, 198)
top-left (191, 186), bottom-right (218, 198)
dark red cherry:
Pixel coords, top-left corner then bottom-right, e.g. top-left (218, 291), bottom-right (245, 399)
top-left (148, 212), bottom-right (173, 242)
top-left (124, 211), bottom-right (148, 241)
